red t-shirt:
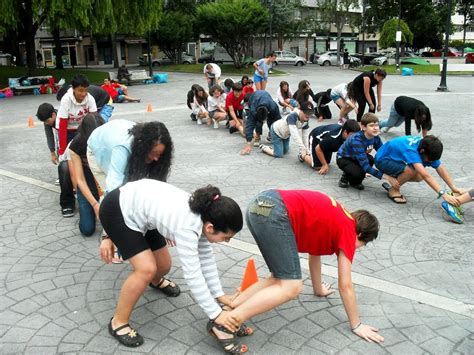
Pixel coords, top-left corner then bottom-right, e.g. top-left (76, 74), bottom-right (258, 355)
top-left (242, 86), bottom-right (255, 97)
top-left (277, 190), bottom-right (357, 262)
top-left (101, 83), bottom-right (120, 100)
top-left (225, 91), bottom-right (244, 111)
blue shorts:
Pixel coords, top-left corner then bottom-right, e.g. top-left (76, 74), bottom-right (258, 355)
top-left (246, 190), bottom-right (301, 280)
top-left (375, 158), bottom-right (407, 177)
top-left (253, 74), bottom-right (267, 84)
top-left (330, 92), bottom-right (341, 102)
top-left (117, 88), bottom-right (124, 95)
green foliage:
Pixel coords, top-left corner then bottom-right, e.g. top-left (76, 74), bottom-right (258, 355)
top-left (379, 18), bottom-right (413, 49)
top-left (260, 0), bottom-right (304, 39)
top-left (153, 11), bottom-right (194, 60)
top-left (196, 0), bottom-right (268, 68)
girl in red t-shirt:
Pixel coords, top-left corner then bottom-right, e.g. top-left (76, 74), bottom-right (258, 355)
top-left (216, 189), bottom-right (385, 345)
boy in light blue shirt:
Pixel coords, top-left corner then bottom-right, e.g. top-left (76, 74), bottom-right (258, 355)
top-left (375, 135), bottom-right (462, 205)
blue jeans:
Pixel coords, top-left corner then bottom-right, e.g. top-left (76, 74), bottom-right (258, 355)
top-left (246, 190), bottom-right (301, 279)
top-left (76, 168), bottom-right (99, 236)
top-left (271, 126), bottom-right (290, 158)
top-left (379, 103), bottom-right (404, 130)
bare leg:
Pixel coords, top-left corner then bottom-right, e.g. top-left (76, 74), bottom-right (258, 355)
top-left (123, 95), bottom-right (140, 103)
top-left (255, 82), bottom-right (263, 91)
top-left (112, 249), bottom-right (156, 334)
top-left (150, 246), bottom-right (172, 286)
top-left (261, 81), bottom-right (267, 91)
top-left (231, 276), bottom-right (276, 308)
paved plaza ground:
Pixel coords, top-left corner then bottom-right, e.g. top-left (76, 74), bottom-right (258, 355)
top-left (0, 65), bottom-right (473, 354)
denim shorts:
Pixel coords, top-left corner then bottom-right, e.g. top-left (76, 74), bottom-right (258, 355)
top-left (375, 158), bottom-right (407, 177)
top-left (253, 74), bottom-right (266, 84)
top-left (246, 190), bottom-right (301, 279)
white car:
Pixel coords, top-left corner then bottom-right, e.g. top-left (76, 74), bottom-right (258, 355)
top-left (370, 56), bottom-right (388, 66)
top-left (273, 50), bottom-right (306, 66)
top-left (315, 51), bottom-right (340, 66)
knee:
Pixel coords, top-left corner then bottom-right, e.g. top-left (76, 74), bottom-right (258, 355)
top-left (283, 281), bottom-right (303, 300)
top-left (79, 224), bottom-right (96, 237)
top-left (138, 264), bottom-right (158, 282)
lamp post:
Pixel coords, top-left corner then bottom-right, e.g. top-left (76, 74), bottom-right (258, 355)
top-left (361, 0), bottom-right (365, 66)
top-left (437, 0), bottom-right (453, 92)
top-left (395, 0), bottom-right (402, 72)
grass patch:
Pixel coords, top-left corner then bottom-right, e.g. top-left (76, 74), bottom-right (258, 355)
top-left (0, 66), bottom-right (108, 87)
top-left (353, 64), bottom-right (473, 75)
top-left (144, 64), bottom-right (287, 76)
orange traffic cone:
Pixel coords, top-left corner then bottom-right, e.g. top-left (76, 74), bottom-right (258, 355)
top-left (146, 103), bottom-right (153, 112)
top-left (27, 116), bottom-right (35, 128)
top-left (240, 258), bottom-right (259, 292)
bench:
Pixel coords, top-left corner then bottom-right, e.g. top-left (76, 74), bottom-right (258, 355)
top-left (9, 75), bottom-right (56, 95)
top-left (108, 69), bottom-right (151, 84)
top-left (439, 64), bottom-right (474, 73)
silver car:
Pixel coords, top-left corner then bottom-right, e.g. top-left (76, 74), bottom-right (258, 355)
top-left (273, 50), bottom-right (306, 66)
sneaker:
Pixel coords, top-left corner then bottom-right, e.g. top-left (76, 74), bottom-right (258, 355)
top-left (447, 192), bottom-right (464, 215)
top-left (62, 207), bottom-right (74, 218)
top-left (190, 113), bottom-right (197, 121)
top-left (197, 118), bottom-right (203, 125)
top-left (440, 201), bottom-right (464, 224)
top-left (54, 178), bottom-right (60, 186)
top-left (351, 183), bottom-right (365, 190)
top-left (258, 144), bottom-right (266, 151)
top-left (338, 175), bottom-right (349, 188)
top-left (229, 126), bottom-right (238, 134)
top-left (253, 138), bottom-right (261, 147)
top-left (213, 119), bottom-right (219, 129)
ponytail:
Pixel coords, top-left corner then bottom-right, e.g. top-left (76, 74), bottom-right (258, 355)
top-left (189, 185), bottom-right (243, 233)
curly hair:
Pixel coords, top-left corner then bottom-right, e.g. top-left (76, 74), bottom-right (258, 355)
top-left (127, 121), bottom-right (173, 182)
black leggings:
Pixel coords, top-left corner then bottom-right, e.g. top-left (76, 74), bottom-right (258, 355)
top-left (337, 155), bottom-right (375, 185)
top-left (99, 188), bottom-right (166, 260)
top-left (354, 88), bottom-right (376, 122)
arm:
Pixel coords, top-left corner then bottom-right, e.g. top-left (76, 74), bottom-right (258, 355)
top-left (363, 77), bottom-right (373, 108)
top-left (376, 82), bottom-right (383, 111)
top-left (105, 146), bottom-right (129, 192)
top-left (57, 118), bottom-right (69, 155)
top-left (413, 163), bottom-right (460, 206)
top-left (288, 124), bottom-right (307, 152)
top-left (44, 125), bottom-right (58, 164)
top-left (338, 250), bottom-right (384, 343)
top-left (315, 145), bottom-right (330, 174)
top-left (309, 255), bottom-right (334, 296)
top-left (70, 150), bottom-right (100, 216)
top-left (228, 105), bottom-right (240, 127)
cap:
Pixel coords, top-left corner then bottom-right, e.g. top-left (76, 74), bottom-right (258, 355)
top-left (300, 101), bottom-right (315, 117)
top-left (36, 103), bottom-right (55, 122)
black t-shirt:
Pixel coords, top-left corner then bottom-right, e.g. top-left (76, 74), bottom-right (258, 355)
top-left (353, 71), bottom-right (378, 91)
top-left (310, 123), bottom-right (344, 153)
top-left (56, 84), bottom-right (110, 109)
top-left (313, 90), bottom-right (332, 108)
top-left (69, 134), bottom-right (87, 160)
top-left (394, 96), bottom-right (425, 121)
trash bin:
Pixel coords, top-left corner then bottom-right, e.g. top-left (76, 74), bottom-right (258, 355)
top-left (401, 67), bottom-right (414, 76)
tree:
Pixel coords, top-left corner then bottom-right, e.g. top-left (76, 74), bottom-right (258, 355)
top-left (456, 0), bottom-right (473, 56)
top-left (153, 11), bottom-right (194, 62)
top-left (379, 18), bottom-right (413, 49)
top-left (196, 0), bottom-right (269, 68)
top-left (317, 0), bottom-right (360, 62)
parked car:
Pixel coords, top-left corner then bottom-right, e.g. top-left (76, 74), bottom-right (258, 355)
top-left (139, 52), bottom-right (195, 66)
top-left (465, 53), bottom-right (474, 64)
top-left (421, 48), bottom-right (461, 57)
top-left (273, 50), bottom-right (306, 66)
top-left (351, 52), bottom-right (384, 65)
top-left (198, 45), bottom-right (234, 64)
top-left (370, 55), bottom-right (388, 66)
top-left (314, 51), bottom-right (361, 67)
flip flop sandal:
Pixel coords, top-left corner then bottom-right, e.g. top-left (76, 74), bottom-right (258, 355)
top-left (206, 319), bottom-right (248, 354)
top-left (235, 323), bottom-right (254, 337)
top-left (388, 194), bottom-right (407, 204)
top-left (108, 318), bottom-right (144, 347)
top-left (149, 277), bottom-right (181, 297)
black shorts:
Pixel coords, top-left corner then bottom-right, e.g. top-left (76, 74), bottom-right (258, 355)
top-left (308, 134), bottom-right (332, 168)
top-left (99, 188), bottom-right (167, 260)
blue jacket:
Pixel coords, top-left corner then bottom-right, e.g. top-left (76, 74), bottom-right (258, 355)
top-left (245, 91), bottom-right (281, 142)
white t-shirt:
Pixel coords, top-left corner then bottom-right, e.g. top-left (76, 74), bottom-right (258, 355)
top-left (207, 94), bottom-right (226, 112)
top-left (331, 83), bottom-right (349, 101)
top-left (56, 87), bottom-right (97, 130)
top-left (203, 63), bottom-right (221, 79)
top-left (119, 179), bottom-right (224, 319)
top-left (272, 109), bottom-right (310, 151)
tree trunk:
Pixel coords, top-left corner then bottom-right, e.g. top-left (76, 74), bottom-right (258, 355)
top-left (4, 30), bottom-right (22, 66)
top-left (52, 28), bottom-right (64, 69)
top-left (23, 0), bottom-right (37, 74)
top-left (111, 33), bottom-right (120, 68)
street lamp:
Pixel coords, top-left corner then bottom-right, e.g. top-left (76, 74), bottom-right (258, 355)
top-left (395, 0), bottom-right (402, 72)
top-left (437, 0), bottom-right (453, 92)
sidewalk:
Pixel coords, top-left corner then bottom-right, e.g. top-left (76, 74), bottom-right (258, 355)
top-left (0, 67), bottom-right (472, 354)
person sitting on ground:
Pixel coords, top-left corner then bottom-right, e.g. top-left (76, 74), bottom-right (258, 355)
top-left (101, 78), bottom-right (140, 103)
top-left (191, 85), bottom-right (210, 125)
top-left (99, 181), bottom-right (248, 351)
top-left (221, 78), bottom-right (235, 95)
top-left (276, 81), bottom-right (297, 115)
top-left (259, 101), bottom-right (313, 159)
top-left (207, 85), bottom-right (228, 129)
top-left (68, 114), bottom-right (105, 236)
top-left (117, 64), bottom-right (132, 86)
top-left (187, 84), bottom-right (200, 121)
top-left (217, 189), bottom-right (384, 347)
top-left (300, 120), bottom-right (360, 175)
top-left (313, 89), bottom-right (332, 121)
top-left (336, 113), bottom-right (399, 191)
top-left (242, 78), bottom-right (255, 97)
top-left (374, 135), bottom-right (462, 205)
top-left (57, 74), bottom-right (98, 157)
top-left (57, 84), bottom-right (113, 122)
top-left (379, 96), bottom-right (432, 137)
top-left (330, 82), bottom-right (358, 125)
top-left (203, 63), bottom-right (222, 89)
top-left (293, 80), bottom-right (315, 107)
top-left (240, 91), bottom-right (282, 155)
top-left (352, 68), bottom-right (386, 122)
top-left (440, 188), bottom-right (472, 224)
top-left (225, 83), bottom-right (245, 135)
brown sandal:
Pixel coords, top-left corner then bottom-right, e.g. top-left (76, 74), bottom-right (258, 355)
top-left (207, 319), bottom-right (248, 354)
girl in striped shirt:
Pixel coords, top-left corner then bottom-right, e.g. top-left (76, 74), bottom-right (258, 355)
top-left (99, 180), bottom-right (247, 352)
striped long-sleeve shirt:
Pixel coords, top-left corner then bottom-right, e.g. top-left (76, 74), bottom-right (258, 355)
top-left (337, 131), bottom-right (384, 179)
top-left (119, 179), bottom-right (224, 319)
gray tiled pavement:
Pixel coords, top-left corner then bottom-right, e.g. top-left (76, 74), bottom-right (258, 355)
top-left (0, 65), bottom-right (473, 354)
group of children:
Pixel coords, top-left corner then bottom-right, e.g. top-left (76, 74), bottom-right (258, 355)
top-left (33, 67), bottom-right (469, 353)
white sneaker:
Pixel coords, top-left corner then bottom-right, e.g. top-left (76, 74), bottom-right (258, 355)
top-left (197, 118), bottom-right (203, 125)
top-left (213, 119), bottom-right (219, 129)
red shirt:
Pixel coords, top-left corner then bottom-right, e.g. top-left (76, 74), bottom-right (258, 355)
top-left (101, 83), bottom-right (120, 100)
top-left (242, 85), bottom-right (255, 97)
top-left (225, 91), bottom-right (244, 111)
top-left (277, 190), bottom-right (357, 262)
